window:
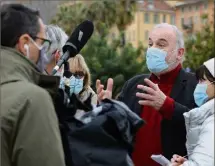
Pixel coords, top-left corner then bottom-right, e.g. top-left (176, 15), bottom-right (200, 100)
top-left (153, 14), bottom-right (159, 23)
top-left (181, 7), bottom-right (184, 13)
top-left (145, 30), bottom-right (149, 41)
top-left (204, 2), bottom-right (208, 9)
top-left (144, 13), bottom-right (150, 23)
top-left (196, 5), bottom-right (199, 11)
top-left (189, 6), bottom-right (192, 11)
top-left (202, 17), bottom-right (207, 24)
top-left (171, 15), bottom-right (175, 25)
top-left (189, 16), bottom-right (193, 24)
top-left (163, 14), bottom-right (166, 23)
top-left (181, 18), bottom-right (184, 26)
top-left (194, 16), bottom-right (199, 23)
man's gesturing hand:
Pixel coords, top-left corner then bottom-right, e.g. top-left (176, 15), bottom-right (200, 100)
top-left (96, 78), bottom-right (113, 103)
top-left (136, 78), bottom-right (166, 110)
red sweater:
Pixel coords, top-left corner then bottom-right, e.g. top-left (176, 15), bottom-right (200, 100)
top-left (132, 65), bottom-right (182, 166)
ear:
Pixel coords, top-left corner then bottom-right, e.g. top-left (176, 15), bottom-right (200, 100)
top-left (54, 50), bottom-right (61, 62)
top-left (17, 34), bottom-right (31, 56)
top-left (176, 48), bottom-right (185, 61)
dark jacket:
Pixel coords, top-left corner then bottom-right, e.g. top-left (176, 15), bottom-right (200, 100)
top-left (55, 94), bottom-right (144, 166)
top-left (0, 47), bottom-right (65, 166)
top-left (118, 69), bottom-right (198, 159)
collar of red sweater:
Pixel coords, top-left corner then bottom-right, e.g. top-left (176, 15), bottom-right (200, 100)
top-left (150, 64), bottom-right (182, 84)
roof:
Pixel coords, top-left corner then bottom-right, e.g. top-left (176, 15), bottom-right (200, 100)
top-left (175, 0), bottom-right (206, 7)
top-left (137, 0), bottom-right (175, 12)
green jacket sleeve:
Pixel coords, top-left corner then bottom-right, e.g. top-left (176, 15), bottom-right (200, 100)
top-left (12, 87), bottom-right (65, 166)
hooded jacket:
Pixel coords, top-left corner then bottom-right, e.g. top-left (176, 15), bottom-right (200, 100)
top-left (0, 46), bottom-right (65, 166)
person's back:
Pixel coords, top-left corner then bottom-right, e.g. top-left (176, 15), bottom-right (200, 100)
top-left (0, 4), bottom-right (65, 166)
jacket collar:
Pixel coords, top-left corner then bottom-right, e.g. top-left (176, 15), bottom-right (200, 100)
top-left (183, 99), bottom-right (214, 126)
top-left (150, 64), bottom-right (182, 84)
top-left (170, 68), bottom-right (189, 99)
top-left (0, 46), bottom-right (60, 97)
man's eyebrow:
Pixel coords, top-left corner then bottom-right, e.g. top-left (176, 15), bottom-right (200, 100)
top-left (157, 38), bottom-right (168, 43)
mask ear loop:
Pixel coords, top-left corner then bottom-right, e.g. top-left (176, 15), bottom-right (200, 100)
top-left (24, 44), bottom-right (30, 59)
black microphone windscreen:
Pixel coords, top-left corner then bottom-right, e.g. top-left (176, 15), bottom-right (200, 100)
top-left (63, 20), bottom-right (94, 56)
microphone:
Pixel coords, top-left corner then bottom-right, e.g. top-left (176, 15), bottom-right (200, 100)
top-left (52, 20), bottom-right (94, 75)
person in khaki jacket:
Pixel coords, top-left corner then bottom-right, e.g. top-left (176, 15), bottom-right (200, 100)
top-left (0, 4), bottom-right (65, 166)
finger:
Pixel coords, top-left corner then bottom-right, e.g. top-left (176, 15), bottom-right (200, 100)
top-left (97, 85), bottom-right (104, 94)
top-left (96, 79), bottom-right (101, 89)
top-left (137, 85), bottom-right (156, 95)
top-left (171, 158), bottom-right (175, 162)
top-left (136, 92), bottom-right (154, 100)
top-left (144, 78), bottom-right (158, 90)
top-left (173, 154), bottom-right (180, 160)
top-left (106, 78), bottom-right (113, 92)
top-left (176, 157), bottom-right (185, 163)
top-left (98, 90), bottom-right (105, 101)
top-left (170, 163), bottom-right (178, 166)
top-left (138, 100), bottom-right (153, 106)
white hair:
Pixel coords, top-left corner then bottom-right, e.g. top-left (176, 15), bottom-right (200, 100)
top-left (153, 23), bottom-right (184, 49)
top-left (46, 25), bottom-right (68, 58)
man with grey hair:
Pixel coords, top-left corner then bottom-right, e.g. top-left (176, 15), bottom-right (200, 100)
top-left (45, 24), bottom-right (68, 75)
top-left (96, 23), bottom-right (198, 166)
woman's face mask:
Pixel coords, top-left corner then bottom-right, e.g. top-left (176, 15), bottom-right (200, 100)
top-left (59, 76), bottom-right (84, 96)
top-left (194, 81), bottom-right (215, 106)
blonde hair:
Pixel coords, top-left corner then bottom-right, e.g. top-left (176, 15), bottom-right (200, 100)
top-left (68, 54), bottom-right (91, 90)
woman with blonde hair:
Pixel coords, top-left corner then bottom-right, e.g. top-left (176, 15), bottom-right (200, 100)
top-left (67, 54), bottom-right (97, 104)
top-left (59, 54), bottom-right (97, 119)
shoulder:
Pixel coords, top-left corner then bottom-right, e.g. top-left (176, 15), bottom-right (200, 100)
top-left (202, 115), bottom-right (214, 130)
top-left (12, 81), bottom-right (53, 111)
top-left (22, 82), bottom-right (52, 102)
top-left (80, 86), bottom-right (97, 104)
top-left (86, 86), bottom-right (96, 95)
top-left (180, 69), bottom-right (197, 84)
top-left (1, 81), bottom-right (55, 123)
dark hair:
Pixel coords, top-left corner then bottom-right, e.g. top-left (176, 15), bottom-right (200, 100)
top-left (196, 65), bottom-right (215, 83)
top-left (1, 4), bottom-right (40, 47)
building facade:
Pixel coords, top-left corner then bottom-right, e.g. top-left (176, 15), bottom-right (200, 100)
top-left (109, 0), bottom-right (176, 48)
top-left (175, 0), bottom-right (214, 34)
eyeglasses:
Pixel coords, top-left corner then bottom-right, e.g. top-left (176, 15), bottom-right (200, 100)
top-left (65, 71), bottom-right (85, 79)
top-left (73, 71), bottom-right (85, 79)
top-left (31, 36), bottom-right (52, 53)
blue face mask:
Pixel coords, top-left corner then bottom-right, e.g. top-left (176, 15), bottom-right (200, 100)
top-left (59, 76), bottom-right (83, 96)
top-left (27, 38), bottom-right (52, 72)
top-left (69, 76), bottom-right (84, 95)
top-left (194, 83), bottom-right (209, 106)
top-left (36, 47), bottom-right (51, 72)
top-left (146, 47), bottom-right (169, 73)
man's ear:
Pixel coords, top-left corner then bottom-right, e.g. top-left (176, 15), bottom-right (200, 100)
top-left (177, 48), bottom-right (185, 61)
top-left (54, 50), bottom-right (61, 63)
top-left (16, 34), bottom-right (31, 56)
